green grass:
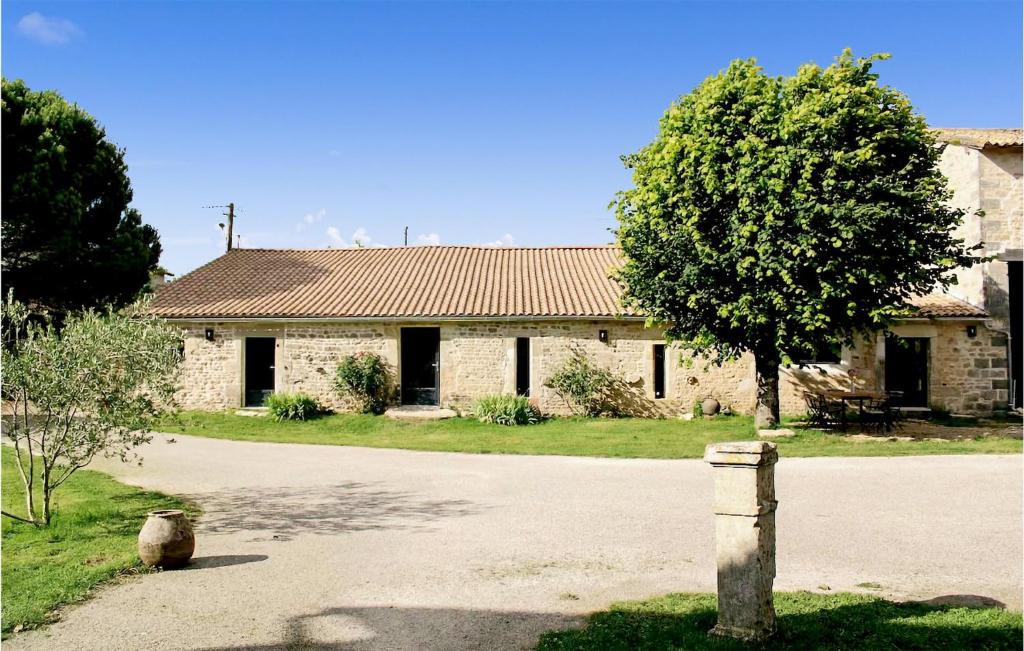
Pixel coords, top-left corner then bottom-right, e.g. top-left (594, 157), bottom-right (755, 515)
top-left (537, 591), bottom-right (1023, 650)
top-left (157, 411), bottom-right (1022, 459)
top-left (1, 447), bottom-right (194, 637)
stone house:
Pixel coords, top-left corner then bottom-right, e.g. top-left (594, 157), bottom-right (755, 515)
top-left (934, 129), bottom-right (1022, 410)
top-left (152, 150), bottom-right (1021, 418)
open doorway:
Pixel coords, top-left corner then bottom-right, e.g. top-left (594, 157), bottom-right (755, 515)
top-left (401, 328), bottom-right (440, 405)
top-left (885, 336), bottom-right (929, 408)
top-left (244, 337), bottom-right (276, 407)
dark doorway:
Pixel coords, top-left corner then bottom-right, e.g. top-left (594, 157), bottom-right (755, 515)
top-left (1010, 261), bottom-right (1022, 409)
top-left (516, 337), bottom-right (530, 397)
top-left (885, 336), bottom-right (929, 408)
top-left (653, 344), bottom-right (666, 399)
top-left (401, 328), bottom-right (440, 405)
top-left (244, 337), bottom-right (276, 407)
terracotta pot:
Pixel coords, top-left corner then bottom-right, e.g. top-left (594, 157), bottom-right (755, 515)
top-left (701, 398), bottom-right (721, 416)
top-left (138, 510), bottom-right (195, 568)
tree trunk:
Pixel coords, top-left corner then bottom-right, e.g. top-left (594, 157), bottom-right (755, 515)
top-left (754, 351), bottom-right (781, 430)
top-left (42, 466), bottom-right (52, 526)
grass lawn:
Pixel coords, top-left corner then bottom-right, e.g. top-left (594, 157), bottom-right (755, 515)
top-left (537, 591), bottom-right (1023, 650)
top-left (1, 447), bottom-right (194, 637)
top-left (157, 411), bottom-right (1022, 459)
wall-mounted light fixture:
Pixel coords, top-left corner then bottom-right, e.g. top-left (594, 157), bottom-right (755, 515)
top-left (966, 325), bottom-right (977, 338)
top-left (598, 329), bottom-right (609, 343)
top-left (205, 328), bottom-right (215, 341)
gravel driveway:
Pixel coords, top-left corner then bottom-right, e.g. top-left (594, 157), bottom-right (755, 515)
top-left (8, 435), bottom-right (1021, 650)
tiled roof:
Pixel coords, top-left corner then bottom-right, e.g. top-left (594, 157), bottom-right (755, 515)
top-left (905, 293), bottom-right (988, 319)
top-left (150, 246), bottom-right (630, 319)
top-left (932, 128), bottom-right (1023, 149)
top-left (152, 246), bottom-right (989, 321)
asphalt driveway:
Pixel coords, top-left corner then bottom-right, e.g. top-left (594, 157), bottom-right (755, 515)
top-left (7, 435), bottom-right (1021, 650)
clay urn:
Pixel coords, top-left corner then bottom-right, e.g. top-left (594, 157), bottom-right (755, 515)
top-left (701, 398), bottom-right (721, 416)
top-left (138, 510), bottom-right (195, 569)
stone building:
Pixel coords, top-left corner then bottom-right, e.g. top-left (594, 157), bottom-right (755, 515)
top-left (152, 175), bottom-right (1020, 418)
top-left (934, 128), bottom-right (1022, 410)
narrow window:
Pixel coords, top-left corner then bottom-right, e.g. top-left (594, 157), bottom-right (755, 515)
top-left (653, 344), bottom-right (666, 399)
top-left (516, 337), bottom-right (531, 397)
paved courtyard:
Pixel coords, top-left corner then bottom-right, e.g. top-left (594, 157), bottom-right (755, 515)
top-left (8, 435), bottom-right (1021, 650)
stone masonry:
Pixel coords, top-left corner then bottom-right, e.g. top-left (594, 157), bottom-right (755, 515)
top-left (173, 316), bottom-right (1005, 416)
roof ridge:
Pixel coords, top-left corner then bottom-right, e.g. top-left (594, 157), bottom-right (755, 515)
top-left (225, 244), bottom-right (620, 252)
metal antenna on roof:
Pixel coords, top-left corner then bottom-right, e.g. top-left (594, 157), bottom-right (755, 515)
top-left (203, 203), bottom-right (236, 253)
top-left (404, 226), bottom-right (408, 246)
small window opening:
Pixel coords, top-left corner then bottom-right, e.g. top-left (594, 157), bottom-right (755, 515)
top-left (653, 344), bottom-right (666, 399)
top-left (516, 337), bottom-right (530, 397)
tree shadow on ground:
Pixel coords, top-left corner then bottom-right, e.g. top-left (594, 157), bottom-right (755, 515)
top-left (198, 605), bottom-right (583, 650)
top-left (192, 482), bottom-right (480, 541)
top-left (190, 593), bottom-right (1021, 650)
top-left (533, 591), bottom-right (1022, 651)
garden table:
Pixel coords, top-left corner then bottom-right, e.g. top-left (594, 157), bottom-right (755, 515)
top-left (822, 390), bottom-right (887, 431)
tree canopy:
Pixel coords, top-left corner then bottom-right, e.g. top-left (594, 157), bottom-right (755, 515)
top-left (613, 51), bottom-right (980, 427)
top-left (2, 78), bottom-right (161, 314)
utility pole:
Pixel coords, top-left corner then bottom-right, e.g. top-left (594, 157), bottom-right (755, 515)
top-left (404, 226), bottom-right (408, 246)
top-left (226, 203), bottom-right (235, 252)
top-left (204, 203), bottom-right (237, 253)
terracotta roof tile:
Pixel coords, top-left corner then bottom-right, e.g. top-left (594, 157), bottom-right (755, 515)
top-left (932, 128), bottom-right (1023, 149)
top-left (152, 246), bottom-right (990, 321)
top-left (151, 246), bottom-right (632, 319)
top-left (905, 293), bottom-right (988, 319)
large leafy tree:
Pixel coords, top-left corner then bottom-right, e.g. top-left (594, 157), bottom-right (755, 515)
top-left (613, 52), bottom-right (979, 428)
top-left (2, 78), bottom-right (161, 314)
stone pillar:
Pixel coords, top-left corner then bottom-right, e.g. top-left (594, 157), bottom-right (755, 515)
top-left (704, 440), bottom-right (779, 642)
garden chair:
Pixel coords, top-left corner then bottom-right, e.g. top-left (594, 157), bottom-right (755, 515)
top-left (804, 393), bottom-right (844, 430)
top-left (862, 396), bottom-right (900, 433)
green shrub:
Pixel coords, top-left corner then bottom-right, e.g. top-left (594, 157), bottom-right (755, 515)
top-left (264, 392), bottom-right (323, 421)
top-left (475, 394), bottom-right (541, 426)
top-left (693, 400), bottom-right (704, 418)
top-left (334, 352), bottom-right (393, 414)
top-left (544, 346), bottom-right (617, 417)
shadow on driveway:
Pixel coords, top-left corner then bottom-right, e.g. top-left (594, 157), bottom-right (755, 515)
top-left (193, 482), bottom-right (481, 541)
top-left (198, 605), bottom-right (582, 650)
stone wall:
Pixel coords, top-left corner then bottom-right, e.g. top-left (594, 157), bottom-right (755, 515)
top-left (939, 143), bottom-right (1022, 332)
top-left (173, 317), bottom-right (1005, 417)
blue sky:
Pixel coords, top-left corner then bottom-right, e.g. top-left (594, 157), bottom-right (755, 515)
top-left (4, 1), bottom-right (1021, 275)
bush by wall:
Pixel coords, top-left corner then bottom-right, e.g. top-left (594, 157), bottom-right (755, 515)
top-left (334, 352), bottom-right (393, 414)
top-left (474, 394), bottom-right (541, 426)
top-left (544, 346), bottom-right (617, 417)
top-left (265, 392), bottom-right (324, 421)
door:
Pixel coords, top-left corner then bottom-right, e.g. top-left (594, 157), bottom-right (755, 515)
top-left (1010, 261), bottom-right (1022, 409)
top-left (244, 337), bottom-right (276, 407)
top-left (885, 336), bottom-right (929, 408)
top-left (401, 328), bottom-right (440, 405)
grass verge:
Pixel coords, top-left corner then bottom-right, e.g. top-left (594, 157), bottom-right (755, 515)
top-left (1, 447), bottom-right (194, 637)
top-left (157, 411), bottom-right (1022, 458)
top-left (537, 591), bottom-right (1023, 650)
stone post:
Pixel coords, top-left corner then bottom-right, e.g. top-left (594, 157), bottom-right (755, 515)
top-left (704, 440), bottom-right (779, 642)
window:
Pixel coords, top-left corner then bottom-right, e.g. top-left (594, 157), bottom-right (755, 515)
top-left (516, 337), bottom-right (530, 397)
top-left (653, 344), bottom-right (666, 399)
top-left (805, 342), bottom-right (841, 364)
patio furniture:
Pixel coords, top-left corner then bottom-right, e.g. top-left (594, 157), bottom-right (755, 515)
top-left (822, 390), bottom-right (888, 432)
top-left (861, 395), bottom-right (901, 433)
top-left (804, 393), bottom-right (845, 430)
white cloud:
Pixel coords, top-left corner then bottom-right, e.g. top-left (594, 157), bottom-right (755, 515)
top-left (326, 226), bottom-right (345, 246)
top-left (296, 208), bottom-right (326, 232)
top-left (351, 227), bottom-right (372, 247)
top-left (415, 233), bottom-right (441, 245)
top-left (17, 12), bottom-right (82, 45)
top-left (481, 233), bottom-right (515, 247)
top-left (328, 149), bottom-right (341, 158)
